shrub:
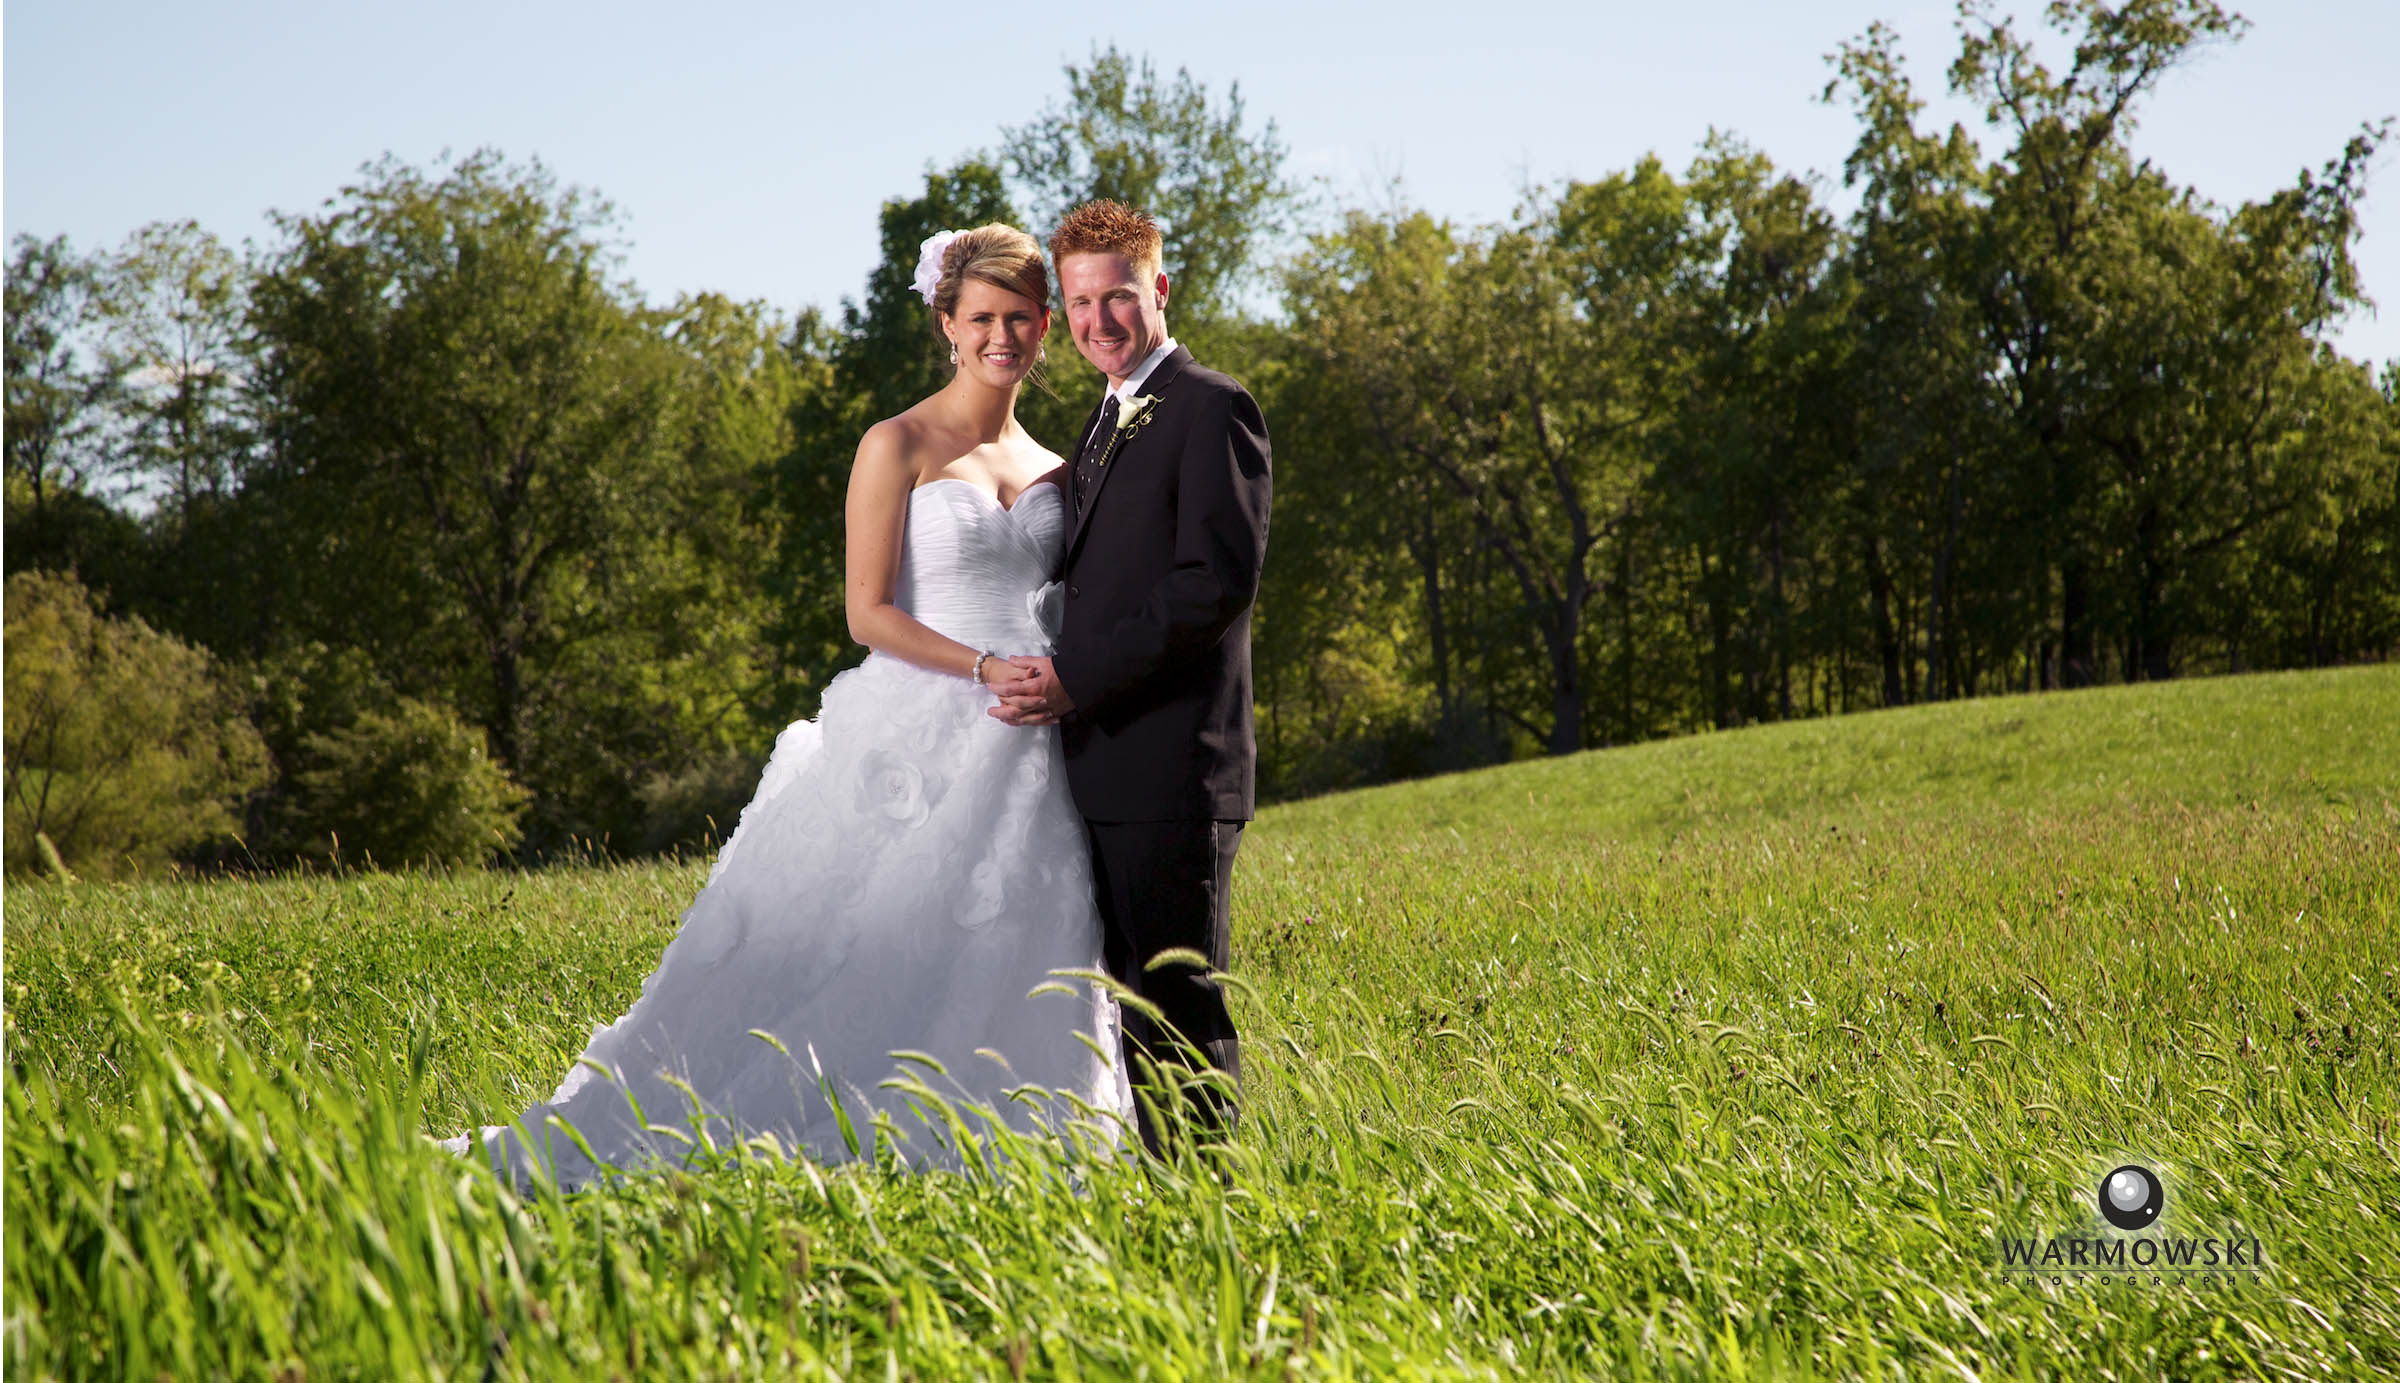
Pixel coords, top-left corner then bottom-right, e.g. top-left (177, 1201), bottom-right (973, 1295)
top-left (2, 569), bottom-right (267, 877)
top-left (632, 747), bottom-right (767, 856)
top-left (287, 697), bottom-right (529, 868)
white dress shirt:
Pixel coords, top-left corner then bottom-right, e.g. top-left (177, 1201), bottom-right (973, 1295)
top-left (1079, 337), bottom-right (1180, 460)
top-left (1110, 336), bottom-right (1179, 405)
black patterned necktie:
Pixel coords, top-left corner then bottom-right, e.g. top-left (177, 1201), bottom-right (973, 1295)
top-left (1074, 394), bottom-right (1120, 519)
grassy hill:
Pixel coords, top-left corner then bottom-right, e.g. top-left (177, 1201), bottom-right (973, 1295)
top-left (8, 665), bottom-right (2396, 1378)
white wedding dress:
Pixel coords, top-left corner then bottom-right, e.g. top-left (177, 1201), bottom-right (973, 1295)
top-left (454, 478), bottom-right (1130, 1187)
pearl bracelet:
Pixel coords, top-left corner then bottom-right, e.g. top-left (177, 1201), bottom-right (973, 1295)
top-left (971, 649), bottom-right (995, 685)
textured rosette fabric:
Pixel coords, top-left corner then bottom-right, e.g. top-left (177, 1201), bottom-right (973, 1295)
top-left (1025, 579), bottom-right (1065, 647)
top-left (466, 480), bottom-right (1127, 1186)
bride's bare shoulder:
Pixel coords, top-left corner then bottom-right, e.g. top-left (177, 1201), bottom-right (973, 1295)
top-left (860, 407), bottom-right (921, 447)
top-left (855, 409), bottom-right (938, 472)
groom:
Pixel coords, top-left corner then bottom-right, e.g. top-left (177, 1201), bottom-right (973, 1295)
top-left (987, 200), bottom-right (1271, 1155)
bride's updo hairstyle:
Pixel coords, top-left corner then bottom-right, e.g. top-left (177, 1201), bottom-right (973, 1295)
top-left (929, 223), bottom-right (1050, 336)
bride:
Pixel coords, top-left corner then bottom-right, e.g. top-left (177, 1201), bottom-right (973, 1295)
top-left (450, 224), bottom-right (1131, 1186)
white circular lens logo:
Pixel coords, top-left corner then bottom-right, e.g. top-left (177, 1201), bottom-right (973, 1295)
top-left (2099, 1164), bottom-right (2163, 1231)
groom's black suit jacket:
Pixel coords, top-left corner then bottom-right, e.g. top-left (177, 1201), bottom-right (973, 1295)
top-left (1053, 346), bottom-right (1271, 822)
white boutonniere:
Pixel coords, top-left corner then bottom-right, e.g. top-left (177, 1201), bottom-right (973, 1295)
top-left (1096, 391), bottom-right (1163, 468)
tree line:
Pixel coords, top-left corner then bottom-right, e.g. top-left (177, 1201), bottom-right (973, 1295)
top-left (8, 0), bottom-right (2394, 877)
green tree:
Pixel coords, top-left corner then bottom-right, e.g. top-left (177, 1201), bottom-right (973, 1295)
top-left (1249, 250), bottom-right (1459, 793)
top-left (246, 151), bottom-right (680, 780)
top-left (1642, 139), bottom-right (1841, 729)
top-left (240, 152), bottom-right (812, 852)
top-left (1003, 45), bottom-right (1296, 338)
top-left (2244, 358), bottom-right (2400, 667)
top-left (1278, 212), bottom-right (1525, 763)
top-left (3, 569), bottom-right (267, 878)
top-left (2084, 134), bottom-right (2382, 679)
top-left (5, 236), bottom-right (123, 521)
top-left (1821, 22), bottom-right (2007, 706)
top-left (1286, 157), bottom-right (1712, 756)
top-left (102, 220), bottom-right (253, 515)
top-left (97, 219), bottom-right (269, 648)
top-left (1824, 0), bottom-right (2388, 693)
top-left (527, 291), bottom-right (810, 844)
top-left (1946, 0), bottom-right (2249, 685)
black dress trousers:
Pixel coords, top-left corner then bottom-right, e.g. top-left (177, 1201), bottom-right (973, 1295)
top-left (1082, 817), bottom-right (1243, 1149)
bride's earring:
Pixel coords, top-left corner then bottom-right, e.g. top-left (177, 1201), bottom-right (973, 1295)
top-left (1037, 343), bottom-right (1047, 364)
top-left (948, 341), bottom-right (958, 365)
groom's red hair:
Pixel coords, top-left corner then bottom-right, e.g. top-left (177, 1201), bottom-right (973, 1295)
top-left (1050, 201), bottom-right (1164, 279)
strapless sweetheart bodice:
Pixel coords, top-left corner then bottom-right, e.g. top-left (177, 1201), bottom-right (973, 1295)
top-left (894, 478), bottom-right (1066, 655)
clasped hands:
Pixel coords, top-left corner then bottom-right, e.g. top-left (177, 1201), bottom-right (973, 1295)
top-left (982, 655), bottom-right (1075, 727)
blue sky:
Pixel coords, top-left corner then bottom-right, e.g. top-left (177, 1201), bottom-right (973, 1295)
top-left (7, 1), bottom-right (2395, 365)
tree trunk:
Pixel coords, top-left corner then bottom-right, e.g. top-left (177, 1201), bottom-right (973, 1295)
top-left (1865, 533), bottom-right (1904, 707)
top-left (488, 634), bottom-right (524, 773)
top-left (2130, 501), bottom-right (2174, 682)
top-left (1412, 487), bottom-right (1454, 731)
top-left (1927, 448), bottom-right (1963, 700)
top-left (1771, 501), bottom-right (1792, 720)
top-left (1547, 554), bottom-right (1590, 755)
top-left (2058, 556), bottom-right (2096, 688)
top-left (1547, 619), bottom-right (1582, 756)
top-left (1616, 534), bottom-right (1636, 743)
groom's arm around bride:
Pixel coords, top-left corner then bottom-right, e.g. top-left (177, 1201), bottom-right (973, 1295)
top-left (987, 200), bottom-right (1269, 1153)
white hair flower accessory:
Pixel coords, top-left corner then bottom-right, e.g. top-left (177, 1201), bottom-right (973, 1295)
top-left (912, 230), bottom-right (961, 306)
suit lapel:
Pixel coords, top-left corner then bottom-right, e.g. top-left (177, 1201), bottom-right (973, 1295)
top-left (1065, 346), bottom-right (1193, 570)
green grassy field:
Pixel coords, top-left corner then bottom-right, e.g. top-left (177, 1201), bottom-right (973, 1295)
top-left (7, 665), bottom-right (2397, 1379)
